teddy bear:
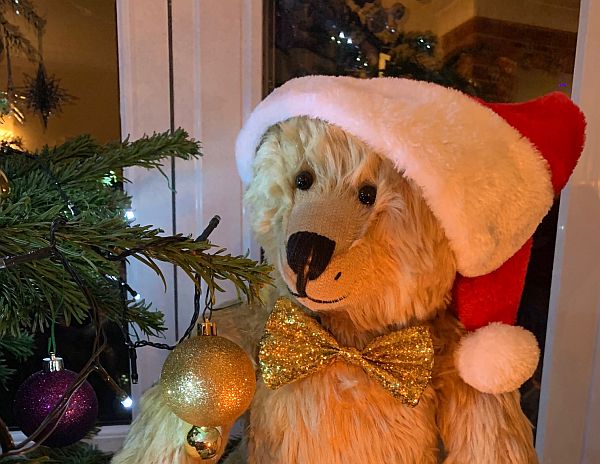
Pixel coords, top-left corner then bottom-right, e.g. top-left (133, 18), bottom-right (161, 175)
top-left (113, 76), bottom-right (585, 464)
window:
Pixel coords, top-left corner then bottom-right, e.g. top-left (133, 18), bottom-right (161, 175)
top-left (1, 0), bottom-right (129, 430)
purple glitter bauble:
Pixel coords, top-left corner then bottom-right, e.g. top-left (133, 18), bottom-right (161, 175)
top-left (13, 369), bottom-right (98, 447)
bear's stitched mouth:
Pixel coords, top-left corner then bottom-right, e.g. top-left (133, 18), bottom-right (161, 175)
top-left (287, 287), bottom-right (348, 305)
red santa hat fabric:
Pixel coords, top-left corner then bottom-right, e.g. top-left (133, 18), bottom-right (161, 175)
top-left (236, 76), bottom-right (585, 393)
top-left (454, 93), bottom-right (585, 331)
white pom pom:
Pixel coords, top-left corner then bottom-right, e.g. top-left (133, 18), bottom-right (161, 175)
top-left (455, 323), bottom-right (540, 394)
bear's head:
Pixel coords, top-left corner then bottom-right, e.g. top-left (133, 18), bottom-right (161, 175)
top-left (237, 76), bottom-right (584, 392)
top-left (246, 116), bottom-right (456, 337)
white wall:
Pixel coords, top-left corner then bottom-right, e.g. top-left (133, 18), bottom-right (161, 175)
top-left (114, 0), bottom-right (262, 450)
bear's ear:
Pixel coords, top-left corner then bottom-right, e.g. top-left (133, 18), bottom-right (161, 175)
top-left (452, 240), bottom-right (539, 394)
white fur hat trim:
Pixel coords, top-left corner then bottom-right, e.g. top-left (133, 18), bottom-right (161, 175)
top-left (235, 76), bottom-right (554, 277)
top-left (455, 323), bottom-right (540, 394)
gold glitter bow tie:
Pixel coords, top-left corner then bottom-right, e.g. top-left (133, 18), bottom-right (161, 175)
top-left (258, 298), bottom-right (434, 406)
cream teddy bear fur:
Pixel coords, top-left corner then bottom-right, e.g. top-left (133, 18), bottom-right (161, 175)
top-left (113, 116), bottom-right (537, 464)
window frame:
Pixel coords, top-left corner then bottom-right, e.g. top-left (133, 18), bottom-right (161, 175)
top-left (536, 0), bottom-right (600, 462)
top-left (98, 0), bottom-right (264, 453)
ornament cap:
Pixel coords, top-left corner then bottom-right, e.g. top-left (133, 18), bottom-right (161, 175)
top-left (199, 319), bottom-right (217, 336)
top-left (43, 353), bottom-right (64, 372)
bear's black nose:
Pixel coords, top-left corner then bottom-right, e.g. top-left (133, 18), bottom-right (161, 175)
top-left (286, 231), bottom-right (336, 296)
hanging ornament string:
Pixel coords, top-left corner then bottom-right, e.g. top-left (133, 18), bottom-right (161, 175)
top-left (193, 215), bottom-right (220, 325)
top-left (3, 33), bottom-right (11, 115)
top-left (201, 281), bottom-right (214, 322)
top-left (194, 215), bottom-right (221, 325)
top-left (37, 24), bottom-right (43, 59)
top-left (47, 317), bottom-right (57, 356)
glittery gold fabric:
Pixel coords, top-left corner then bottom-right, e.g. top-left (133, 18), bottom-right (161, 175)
top-left (160, 334), bottom-right (256, 426)
top-left (259, 298), bottom-right (434, 406)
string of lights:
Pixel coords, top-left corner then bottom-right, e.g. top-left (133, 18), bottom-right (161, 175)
top-left (0, 130), bottom-right (270, 457)
top-left (0, 217), bottom-right (109, 457)
top-left (0, 212), bottom-right (223, 457)
top-left (0, 143), bottom-right (220, 455)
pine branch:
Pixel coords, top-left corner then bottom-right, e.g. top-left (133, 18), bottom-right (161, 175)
top-left (0, 130), bottom-right (272, 387)
top-left (0, 14), bottom-right (38, 62)
top-left (43, 129), bottom-right (201, 186)
top-left (0, 358), bottom-right (15, 390)
top-left (0, 440), bottom-right (111, 464)
top-left (0, 333), bottom-right (34, 357)
top-left (0, 219), bottom-right (272, 337)
top-left (0, 334), bottom-right (33, 387)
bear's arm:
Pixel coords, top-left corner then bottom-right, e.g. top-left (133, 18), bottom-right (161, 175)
top-left (432, 313), bottom-right (539, 464)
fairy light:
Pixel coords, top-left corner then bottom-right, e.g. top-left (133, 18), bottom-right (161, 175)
top-left (120, 396), bottom-right (133, 408)
top-left (93, 364), bottom-right (133, 409)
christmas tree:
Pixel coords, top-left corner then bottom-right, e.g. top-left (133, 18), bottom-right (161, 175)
top-left (273, 0), bottom-right (476, 94)
top-left (0, 129), bottom-right (271, 462)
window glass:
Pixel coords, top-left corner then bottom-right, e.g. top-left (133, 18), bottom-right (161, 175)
top-left (267, 0), bottom-right (581, 431)
top-left (1, 0), bottom-right (129, 428)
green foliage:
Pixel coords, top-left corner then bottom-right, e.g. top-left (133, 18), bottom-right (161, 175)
top-left (0, 0), bottom-right (44, 62)
top-left (0, 129), bottom-right (272, 387)
top-left (0, 440), bottom-right (112, 464)
top-left (0, 334), bottom-right (33, 388)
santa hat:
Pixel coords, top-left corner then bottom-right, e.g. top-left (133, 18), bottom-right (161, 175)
top-left (235, 76), bottom-right (585, 394)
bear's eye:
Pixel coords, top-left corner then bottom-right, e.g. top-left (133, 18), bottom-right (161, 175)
top-left (358, 185), bottom-right (377, 206)
top-left (295, 171), bottom-right (314, 191)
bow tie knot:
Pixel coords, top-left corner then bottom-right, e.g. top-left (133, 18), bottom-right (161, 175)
top-left (258, 298), bottom-right (434, 406)
top-left (339, 347), bottom-right (362, 362)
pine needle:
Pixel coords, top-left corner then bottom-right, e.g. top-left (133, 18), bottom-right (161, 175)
top-left (0, 130), bottom-right (272, 386)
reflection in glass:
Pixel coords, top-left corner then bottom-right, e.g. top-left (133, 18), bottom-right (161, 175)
top-left (0, 0), bottom-right (129, 429)
top-left (0, 0), bottom-right (120, 150)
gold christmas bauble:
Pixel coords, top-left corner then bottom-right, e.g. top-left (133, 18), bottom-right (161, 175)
top-left (184, 425), bottom-right (223, 460)
top-left (160, 328), bottom-right (256, 426)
